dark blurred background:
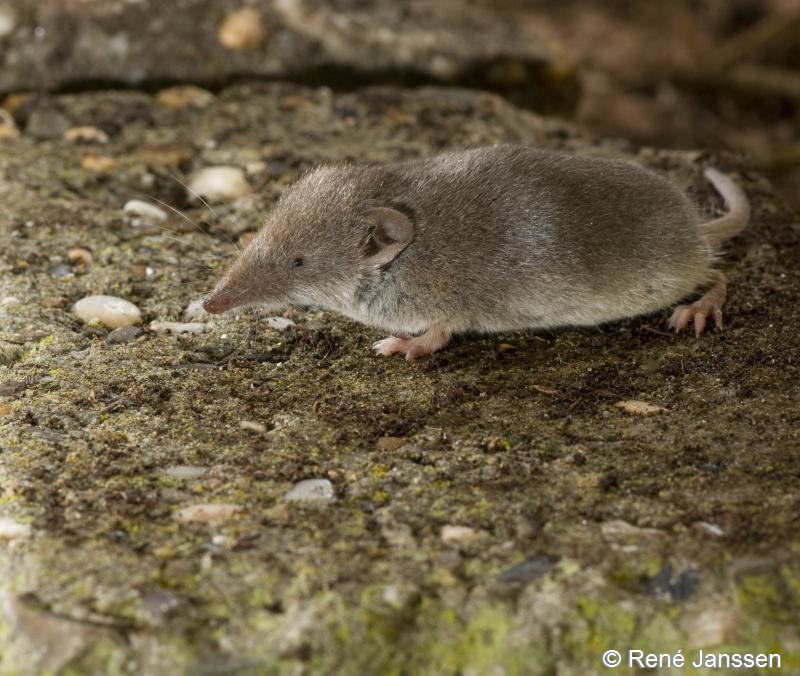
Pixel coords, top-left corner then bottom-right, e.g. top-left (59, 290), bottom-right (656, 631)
top-left (1, 0), bottom-right (798, 207)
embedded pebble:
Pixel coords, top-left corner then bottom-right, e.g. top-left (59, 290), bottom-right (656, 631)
top-left (184, 299), bottom-right (207, 321)
top-left (376, 436), bottom-right (406, 452)
top-left (0, 5), bottom-right (16, 39)
top-left (26, 108), bottom-right (71, 139)
top-left (0, 517), bottom-right (31, 543)
top-left (63, 126), bottom-right (109, 144)
top-left (165, 465), bottom-right (207, 480)
top-left (105, 325), bottom-right (141, 344)
top-left (81, 153), bottom-right (117, 174)
top-left (265, 316), bottom-right (295, 330)
top-left (123, 199), bottom-right (168, 223)
top-left (284, 479), bottom-right (334, 503)
top-left (155, 85), bottom-right (214, 110)
top-left (678, 601), bottom-right (736, 647)
top-left (67, 247), bottom-right (92, 265)
top-left (440, 525), bottom-right (487, 546)
top-left (188, 166), bottom-right (252, 203)
top-left (601, 519), bottom-right (665, 551)
top-left (49, 263), bottom-right (72, 278)
top-left (0, 403), bottom-right (13, 416)
top-left (693, 521), bottom-right (724, 538)
top-left (174, 503), bottom-right (242, 523)
top-left (1, 296), bottom-right (19, 307)
top-left (0, 108), bottom-right (19, 140)
top-left (150, 321), bottom-right (204, 335)
top-left (614, 400), bottom-right (666, 416)
top-left (497, 555), bottom-right (555, 584)
top-left (41, 296), bottom-right (67, 309)
top-left (73, 295), bottom-right (142, 329)
top-left (218, 6), bottom-right (266, 51)
top-left (239, 420), bottom-right (267, 434)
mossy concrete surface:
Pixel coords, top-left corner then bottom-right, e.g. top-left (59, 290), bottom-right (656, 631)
top-left (0, 83), bottom-right (798, 674)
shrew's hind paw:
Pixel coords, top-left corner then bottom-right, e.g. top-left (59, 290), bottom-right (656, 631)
top-left (668, 302), bottom-right (723, 337)
top-left (668, 271), bottom-right (727, 338)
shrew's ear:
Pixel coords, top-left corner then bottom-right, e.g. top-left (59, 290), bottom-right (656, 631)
top-left (360, 207), bottom-right (415, 266)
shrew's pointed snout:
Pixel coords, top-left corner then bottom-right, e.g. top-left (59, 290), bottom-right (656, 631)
top-left (202, 291), bottom-right (233, 314)
top-left (203, 246), bottom-right (286, 314)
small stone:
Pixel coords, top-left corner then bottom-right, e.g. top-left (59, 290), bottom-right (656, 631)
top-left (0, 5), bottom-right (16, 39)
top-left (49, 263), bottom-right (72, 279)
top-left (0, 403), bottom-right (13, 416)
top-left (0, 296), bottom-right (19, 307)
top-left (188, 166), bottom-right (252, 203)
top-left (0, 380), bottom-right (26, 396)
top-left (495, 342), bottom-right (516, 353)
top-left (497, 555), bottom-right (554, 584)
top-left (123, 199), bottom-right (168, 223)
top-left (615, 400), bottom-right (666, 416)
top-left (679, 601), bottom-right (736, 647)
top-left (105, 325), bottom-right (141, 344)
top-left (26, 108), bottom-right (71, 139)
top-left (73, 295), bottom-right (142, 329)
top-left (149, 321), bottom-right (204, 335)
top-left (140, 589), bottom-right (180, 626)
top-left (80, 153), bottom-right (117, 174)
top-left (440, 525), bottom-right (487, 546)
top-left (155, 85), bottom-right (214, 110)
top-left (265, 316), bottom-right (294, 330)
top-left (239, 420), bottom-right (267, 434)
top-left (136, 144), bottom-right (193, 170)
top-left (67, 247), bottom-right (92, 265)
top-left (183, 299), bottom-right (207, 321)
top-left (174, 503), bottom-right (242, 523)
top-left (693, 521), bottom-right (724, 538)
top-left (375, 436), bottom-right (406, 452)
top-left (63, 126), bottom-right (109, 144)
top-left (164, 465), bottom-right (207, 480)
top-left (2, 92), bottom-right (30, 116)
top-left (284, 479), bottom-right (334, 503)
top-left (0, 517), bottom-right (30, 543)
top-left (41, 297), bottom-right (67, 309)
top-left (601, 519), bottom-right (665, 550)
top-left (218, 6), bottom-right (266, 51)
top-left (0, 108), bottom-right (19, 141)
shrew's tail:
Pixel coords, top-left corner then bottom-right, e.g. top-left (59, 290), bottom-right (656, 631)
top-left (701, 167), bottom-right (750, 247)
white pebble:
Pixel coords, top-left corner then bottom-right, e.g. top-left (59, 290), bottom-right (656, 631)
top-left (614, 400), bottom-right (666, 416)
top-left (184, 299), bottom-right (207, 321)
top-left (1, 296), bottom-right (20, 307)
top-left (239, 420), bottom-right (267, 433)
top-left (123, 199), bottom-right (168, 223)
top-left (150, 321), bottom-right (204, 334)
top-left (284, 479), bottom-right (334, 503)
top-left (440, 525), bottom-right (486, 546)
top-left (265, 317), bottom-right (295, 330)
top-left (0, 6), bottom-right (16, 39)
top-left (0, 517), bottom-right (30, 543)
top-left (73, 295), bottom-right (141, 329)
top-left (174, 503), bottom-right (242, 523)
top-left (693, 521), bottom-right (724, 538)
top-left (164, 465), bottom-right (207, 480)
top-left (188, 166), bottom-right (251, 203)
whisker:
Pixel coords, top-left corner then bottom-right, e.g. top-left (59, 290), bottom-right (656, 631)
top-left (136, 190), bottom-right (240, 254)
top-left (167, 171), bottom-right (220, 221)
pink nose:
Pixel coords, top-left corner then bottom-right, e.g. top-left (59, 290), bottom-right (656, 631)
top-left (203, 294), bottom-right (230, 314)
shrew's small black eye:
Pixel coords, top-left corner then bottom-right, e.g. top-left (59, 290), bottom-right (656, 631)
top-left (291, 257), bottom-right (304, 268)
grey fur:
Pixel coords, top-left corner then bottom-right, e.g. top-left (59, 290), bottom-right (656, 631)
top-left (204, 144), bottom-right (748, 338)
